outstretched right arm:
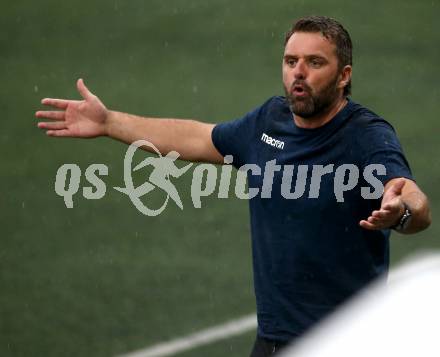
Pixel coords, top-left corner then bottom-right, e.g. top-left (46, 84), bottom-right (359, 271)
top-left (36, 79), bottom-right (224, 164)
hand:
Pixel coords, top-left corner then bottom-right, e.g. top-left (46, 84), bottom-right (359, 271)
top-left (36, 79), bottom-right (108, 138)
top-left (359, 178), bottom-right (406, 230)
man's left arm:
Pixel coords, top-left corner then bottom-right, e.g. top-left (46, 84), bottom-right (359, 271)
top-left (360, 178), bottom-right (431, 234)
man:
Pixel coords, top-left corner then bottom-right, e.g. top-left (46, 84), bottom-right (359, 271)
top-left (36, 16), bottom-right (431, 357)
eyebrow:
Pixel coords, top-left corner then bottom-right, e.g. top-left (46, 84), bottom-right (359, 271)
top-left (283, 54), bottom-right (328, 61)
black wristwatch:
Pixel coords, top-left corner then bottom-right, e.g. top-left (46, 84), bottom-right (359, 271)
top-left (391, 204), bottom-right (412, 232)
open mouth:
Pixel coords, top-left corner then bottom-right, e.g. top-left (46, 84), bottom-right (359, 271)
top-left (292, 85), bottom-right (308, 96)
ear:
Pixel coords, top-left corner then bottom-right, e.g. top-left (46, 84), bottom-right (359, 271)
top-left (338, 65), bottom-right (352, 90)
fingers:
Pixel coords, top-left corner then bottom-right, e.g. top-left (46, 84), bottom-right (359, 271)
top-left (46, 129), bottom-right (72, 137)
top-left (392, 178), bottom-right (406, 194)
top-left (359, 220), bottom-right (376, 230)
top-left (38, 121), bottom-right (67, 130)
top-left (387, 178), bottom-right (406, 197)
top-left (40, 79), bottom-right (93, 109)
top-left (371, 210), bottom-right (387, 219)
top-left (77, 78), bottom-right (94, 100)
top-left (367, 215), bottom-right (380, 224)
top-left (360, 216), bottom-right (386, 230)
top-left (359, 219), bottom-right (388, 230)
top-left (382, 203), bottom-right (399, 211)
top-left (41, 98), bottom-right (73, 109)
top-left (382, 197), bottom-right (404, 213)
top-left (370, 211), bottom-right (392, 223)
top-left (360, 206), bottom-right (402, 230)
top-left (36, 110), bottom-right (66, 121)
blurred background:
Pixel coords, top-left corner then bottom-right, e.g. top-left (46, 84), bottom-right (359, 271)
top-left (1, 0), bottom-right (439, 356)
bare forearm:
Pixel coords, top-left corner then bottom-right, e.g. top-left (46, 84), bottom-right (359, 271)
top-left (37, 80), bottom-right (223, 164)
top-left (106, 111), bottom-right (222, 163)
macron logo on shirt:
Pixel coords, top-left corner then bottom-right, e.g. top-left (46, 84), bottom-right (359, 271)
top-left (261, 133), bottom-right (285, 150)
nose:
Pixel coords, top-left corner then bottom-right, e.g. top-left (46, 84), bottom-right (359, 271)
top-left (293, 59), bottom-right (307, 80)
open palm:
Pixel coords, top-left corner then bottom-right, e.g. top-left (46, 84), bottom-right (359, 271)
top-left (359, 178), bottom-right (406, 230)
top-left (36, 79), bottom-right (108, 138)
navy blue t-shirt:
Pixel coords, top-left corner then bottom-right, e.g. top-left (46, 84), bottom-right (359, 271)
top-left (211, 96), bottom-right (413, 341)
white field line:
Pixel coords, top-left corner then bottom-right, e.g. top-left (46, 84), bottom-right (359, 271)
top-left (117, 314), bottom-right (257, 357)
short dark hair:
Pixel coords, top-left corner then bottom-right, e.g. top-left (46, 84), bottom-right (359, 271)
top-left (284, 16), bottom-right (353, 96)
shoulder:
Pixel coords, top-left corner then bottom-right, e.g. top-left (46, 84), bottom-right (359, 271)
top-left (251, 96), bottom-right (290, 113)
top-left (345, 100), bottom-right (407, 162)
top-left (343, 100), bottom-right (406, 159)
top-left (347, 100), bottom-right (395, 131)
top-left (228, 96), bottom-right (290, 126)
top-left (264, 96), bottom-right (290, 112)
top-left (256, 96), bottom-right (291, 124)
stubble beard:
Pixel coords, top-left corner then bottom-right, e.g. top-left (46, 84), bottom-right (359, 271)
top-left (285, 73), bottom-right (341, 119)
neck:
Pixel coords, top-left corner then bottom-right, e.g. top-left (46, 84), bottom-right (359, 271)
top-left (294, 96), bottom-right (348, 129)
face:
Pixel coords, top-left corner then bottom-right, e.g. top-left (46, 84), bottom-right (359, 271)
top-left (282, 31), bottom-right (346, 118)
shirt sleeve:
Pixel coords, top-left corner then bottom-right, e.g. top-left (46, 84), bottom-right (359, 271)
top-left (211, 104), bottom-right (263, 168)
top-left (359, 117), bottom-right (413, 184)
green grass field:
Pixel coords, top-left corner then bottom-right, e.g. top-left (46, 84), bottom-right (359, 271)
top-left (1, 0), bottom-right (439, 356)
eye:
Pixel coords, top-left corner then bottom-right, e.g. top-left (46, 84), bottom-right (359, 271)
top-left (286, 58), bottom-right (297, 67)
top-left (310, 59), bottom-right (323, 68)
